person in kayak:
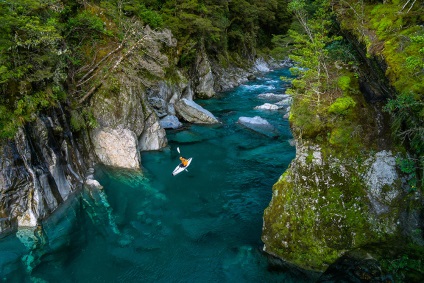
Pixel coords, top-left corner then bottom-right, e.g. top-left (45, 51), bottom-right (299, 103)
top-left (179, 156), bottom-right (189, 167)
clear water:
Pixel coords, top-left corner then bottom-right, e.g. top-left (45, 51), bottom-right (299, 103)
top-left (0, 69), bottom-right (304, 282)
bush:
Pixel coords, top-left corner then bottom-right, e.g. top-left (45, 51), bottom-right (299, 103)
top-left (337, 76), bottom-right (351, 92)
top-left (328, 96), bottom-right (356, 115)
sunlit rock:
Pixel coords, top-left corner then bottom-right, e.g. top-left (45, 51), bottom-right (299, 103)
top-left (258, 93), bottom-right (289, 100)
top-left (175, 98), bottom-right (219, 124)
top-left (91, 127), bottom-right (140, 169)
top-left (254, 103), bottom-right (282, 110)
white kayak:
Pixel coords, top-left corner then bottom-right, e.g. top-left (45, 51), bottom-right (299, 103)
top-left (172, 158), bottom-right (192, 176)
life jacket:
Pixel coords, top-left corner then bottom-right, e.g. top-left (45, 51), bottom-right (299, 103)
top-left (180, 157), bottom-right (188, 167)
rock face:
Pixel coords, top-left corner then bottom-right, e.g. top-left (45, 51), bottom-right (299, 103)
top-left (194, 47), bottom-right (215, 99)
top-left (0, 108), bottom-right (86, 233)
top-left (262, 140), bottom-right (422, 272)
top-left (175, 98), bottom-right (219, 124)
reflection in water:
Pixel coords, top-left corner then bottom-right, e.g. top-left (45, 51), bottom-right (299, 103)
top-left (0, 68), bottom-right (307, 282)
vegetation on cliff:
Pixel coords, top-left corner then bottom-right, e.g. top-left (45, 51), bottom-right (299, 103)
top-left (263, 0), bottom-right (423, 279)
top-left (0, 0), bottom-right (293, 140)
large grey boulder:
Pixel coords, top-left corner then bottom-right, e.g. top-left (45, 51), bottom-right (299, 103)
top-left (254, 103), bottom-right (282, 110)
top-left (91, 127), bottom-right (140, 169)
top-left (175, 98), bottom-right (219, 124)
top-left (160, 115), bottom-right (183, 129)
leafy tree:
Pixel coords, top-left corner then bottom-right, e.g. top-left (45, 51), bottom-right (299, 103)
top-left (0, 0), bottom-right (64, 138)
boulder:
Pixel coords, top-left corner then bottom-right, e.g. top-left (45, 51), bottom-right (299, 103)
top-left (254, 103), bottom-right (282, 110)
top-left (91, 127), bottom-right (140, 169)
top-left (258, 93), bottom-right (290, 100)
top-left (175, 98), bottom-right (219, 124)
top-left (237, 116), bottom-right (278, 137)
top-left (159, 115), bottom-right (183, 129)
top-left (275, 97), bottom-right (293, 106)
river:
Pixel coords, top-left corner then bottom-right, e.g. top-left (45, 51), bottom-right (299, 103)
top-left (0, 68), bottom-right (307, 282)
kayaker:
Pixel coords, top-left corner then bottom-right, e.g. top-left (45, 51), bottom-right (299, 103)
top-left (179, 156), bottom-right (189, 167)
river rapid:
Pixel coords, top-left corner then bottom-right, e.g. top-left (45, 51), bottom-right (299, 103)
top-left (0, 68), bottom-right (309, 282)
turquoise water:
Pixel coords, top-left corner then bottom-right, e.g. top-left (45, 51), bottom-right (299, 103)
top-left (0, 68), bottom-right (304, 282)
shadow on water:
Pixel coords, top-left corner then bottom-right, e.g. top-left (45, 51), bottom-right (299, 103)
top-left (0, 68), bottom-right (319, 282)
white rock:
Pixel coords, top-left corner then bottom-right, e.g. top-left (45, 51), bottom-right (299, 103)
top-left (175, 98), bottom-right (219, 124)
top-left (160, 115), bottom-right (183, 129)
top-left (254, 103), bottom-right (282, 110)
top-left (92, 127), bottom-right (140, 169)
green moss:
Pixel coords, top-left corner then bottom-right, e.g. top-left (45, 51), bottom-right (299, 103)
top-left (328, 96), bottom-right (356, 115)
top-left (337, 75), bottom-right (351, 93)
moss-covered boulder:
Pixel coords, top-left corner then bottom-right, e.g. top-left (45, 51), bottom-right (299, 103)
top-left (262, 140), bottom-right (421, 272)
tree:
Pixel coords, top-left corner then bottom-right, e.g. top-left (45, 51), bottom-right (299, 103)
top-left (0, 0), bottom-right (64, 138)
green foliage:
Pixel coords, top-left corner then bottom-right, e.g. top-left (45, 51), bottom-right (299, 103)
top-left (328, 96), bottom-right (356, 115)
top-left (329, 126), bottom-right (352, 146)
top-left (70, 108), bottom-right (98, 132)
top-left (384, 92), bottom-right (424, 156)
top-left (337, 76), bottom-right (351, 92)
top-left (396, 157), bottom-right (417, 190)
top-left (381, 253), bottom-right (424, 283)
top-left (0, 0), bottom-right (64, 138)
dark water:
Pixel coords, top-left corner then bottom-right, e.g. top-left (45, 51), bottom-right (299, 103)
top-left (0, 68), bottom-right (303, 282)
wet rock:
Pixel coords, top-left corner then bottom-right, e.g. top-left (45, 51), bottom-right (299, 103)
top-left (254, 103), bottom-right (282, 110)
top-left (0, 107), bottom-right (86, 232)
top-left (318, 250), bottom-right (393, 283)
top-left (275, 97), bottom-right (293, 106)
top-left (258, 93), bottom-right (290, 100)
top-left (175, 98), bottom-right (219, 124)
top-left (237, 116), bottom-right (278, 137)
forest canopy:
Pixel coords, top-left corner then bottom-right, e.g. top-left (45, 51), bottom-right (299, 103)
top-left (0, 0), bottom-right (292, 139)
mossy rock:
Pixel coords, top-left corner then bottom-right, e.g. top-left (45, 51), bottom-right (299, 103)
top-left (262, 142), bottom-right (410, 272)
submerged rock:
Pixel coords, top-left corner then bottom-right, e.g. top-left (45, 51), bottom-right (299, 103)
top-left (175, 98), bottom-right (219, 124)
top-left (237, 116), bottom-right (278, 137)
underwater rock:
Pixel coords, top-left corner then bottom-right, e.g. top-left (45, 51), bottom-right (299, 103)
top-left (237, 116), bottom-right (278, 137)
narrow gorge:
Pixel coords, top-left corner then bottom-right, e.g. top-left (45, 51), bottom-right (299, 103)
top-left (0, 0), bottom-right (423, 282)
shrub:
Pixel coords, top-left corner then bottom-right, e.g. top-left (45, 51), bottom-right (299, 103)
top-left (328, 96), bottom-right (356, 115)
top-left (337, 75), bottom-right (351, 92)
